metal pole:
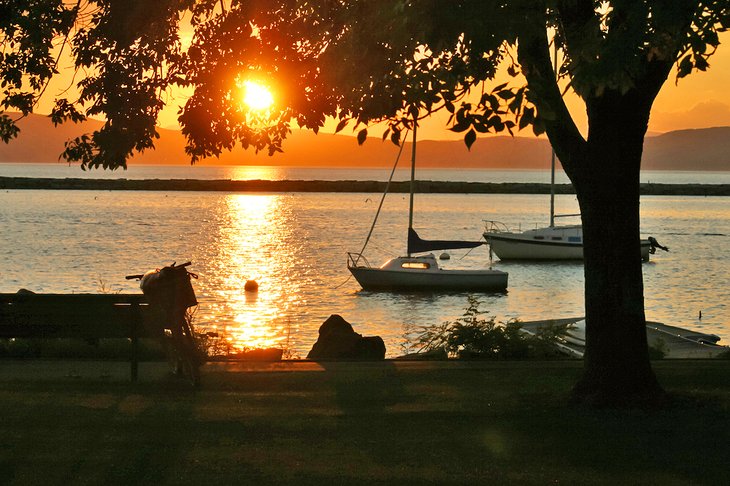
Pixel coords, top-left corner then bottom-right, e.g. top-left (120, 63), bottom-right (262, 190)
top-left (408, 122), bottom-right (417, 256)
top-left (549, 45), bottom-right (557, 228)
top-left (550, 146), bottom-right (556, 227)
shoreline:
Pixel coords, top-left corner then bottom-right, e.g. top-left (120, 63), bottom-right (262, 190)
top-left (2, 176), bottom-right (730, 195)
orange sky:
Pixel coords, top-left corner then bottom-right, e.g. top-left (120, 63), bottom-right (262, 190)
top-left (406, 35), bottom-right (730, 139)
top-left (39, 31), bottom-right (730, 141)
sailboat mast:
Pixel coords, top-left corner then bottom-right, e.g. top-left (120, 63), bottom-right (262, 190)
top-left (408, 123), bottom-right (417, 257)
top-left (550, 145), bottom-right (556, 228)
top-left (549, 45), bottom-right (558, 228)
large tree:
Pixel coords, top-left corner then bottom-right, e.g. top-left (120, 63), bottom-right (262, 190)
top-left (2, 1), bottom-right (728, 405)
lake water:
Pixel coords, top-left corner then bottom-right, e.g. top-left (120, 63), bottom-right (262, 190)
top-left (1, 164), bottom-right (729, 357)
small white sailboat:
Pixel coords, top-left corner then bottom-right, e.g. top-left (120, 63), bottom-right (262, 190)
top-left (483, 47), bottom-right (666, 262)
top-left (482, 200), bottom-right (665, 262)
top-left (484, 220), bottom-right (662, 261)
top-left (348, 125), bottom-right (508, 292)
top-left (483, 143), bottom-right (666, 261)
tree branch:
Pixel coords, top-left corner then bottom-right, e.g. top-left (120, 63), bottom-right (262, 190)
top-left (517, 15), bottom-right (585, 177)
top-left (556, 0), bottom-right (600, 57)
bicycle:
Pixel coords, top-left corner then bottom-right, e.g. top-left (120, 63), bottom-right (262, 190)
top-left (126, 262), bottom-right (202, 386)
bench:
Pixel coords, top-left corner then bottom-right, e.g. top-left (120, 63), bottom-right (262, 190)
top-left (0, 293), bottom-right (164, 381)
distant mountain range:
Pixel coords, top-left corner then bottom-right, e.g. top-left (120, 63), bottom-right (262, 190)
top-left (1, 112), bottom-right (729, 171)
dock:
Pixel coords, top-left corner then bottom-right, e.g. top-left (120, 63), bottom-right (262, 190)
top-left (520, 318), bottom-right (728, 359)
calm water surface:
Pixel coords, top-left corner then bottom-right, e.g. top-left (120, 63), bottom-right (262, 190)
top-left (1, 187), bottom-right (728, 357)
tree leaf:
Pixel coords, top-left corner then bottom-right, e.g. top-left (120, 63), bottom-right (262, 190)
top-left (464, 128), bottom-right (476, 150)
top-left (694, 55), bottom-right (709, 71)
top-left (677, 55), bottom-right (694, 78)
top-left (335, 118), bottom-right (349, 134)
top-left (357, 128), bottom-right (368, 145)
top-left (0, 115), bottom-right (20, 143)
top-left (497, 89), bottom-right (515, 100)
top-left (519, 107), bottom-right (534, 130)
top-left (449, 119), bottom-right (472, 133)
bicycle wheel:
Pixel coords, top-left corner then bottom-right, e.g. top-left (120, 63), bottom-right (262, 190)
top-left (176, 319), bottom-right (201, 387)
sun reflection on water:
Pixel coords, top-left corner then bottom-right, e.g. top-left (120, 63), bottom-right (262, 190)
top-left (205, 194), bottom-right (301, 354)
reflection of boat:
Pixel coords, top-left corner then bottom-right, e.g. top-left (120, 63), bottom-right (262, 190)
top-left (483, 221), bottom-right (660, 261)
top-left (520, 318), bottom-right (728, 359)
top-left (347, 125), bottom-right (508, 292)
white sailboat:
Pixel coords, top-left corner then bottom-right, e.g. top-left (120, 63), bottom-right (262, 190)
top-left (482, 159), bottom-right (666, 262)
top-left (348, 125), bottom-right (508, 292)
top-left (483, 47), bottom-right (667, 262)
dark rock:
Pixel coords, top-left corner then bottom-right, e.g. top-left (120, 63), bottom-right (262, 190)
top-left (307, 314), bottom-right (386, 361)
top-left (355, 336), bottom-right (387, 360)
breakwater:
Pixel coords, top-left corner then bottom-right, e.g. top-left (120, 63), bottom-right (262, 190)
top-left (2, 176), bottom-right (730, 196)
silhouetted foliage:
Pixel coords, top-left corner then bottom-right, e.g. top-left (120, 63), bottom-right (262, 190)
top-left (411, 297), bottom-right (569, 360)
top-left (2, 2), bottom-right (727, 167)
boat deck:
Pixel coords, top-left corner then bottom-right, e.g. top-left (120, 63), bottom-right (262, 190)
top-left (520, 318), bottom-right (728, 359)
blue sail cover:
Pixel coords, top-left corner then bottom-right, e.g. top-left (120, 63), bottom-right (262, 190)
top-left (407, 228), bottom-right (484, 255)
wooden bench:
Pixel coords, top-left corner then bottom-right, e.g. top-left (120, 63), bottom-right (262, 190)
top-left (0, 293), bottom-right (164, 381)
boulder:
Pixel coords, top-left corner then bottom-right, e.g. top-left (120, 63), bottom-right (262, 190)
top-left (307, 314), bottom-right (386, 361)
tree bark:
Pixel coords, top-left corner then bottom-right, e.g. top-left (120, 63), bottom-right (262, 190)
top-left (517, 16), bottom-right (674, 407)
top-left (569, 91), bottom-right (665, 406)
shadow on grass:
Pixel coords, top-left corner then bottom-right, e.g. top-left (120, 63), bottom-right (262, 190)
top-left (0, 380), bottom-right (199, 484)
top-left (317, 361), bottom-right (407, 416)
top-left (0, 361), bottom-right (728, 484)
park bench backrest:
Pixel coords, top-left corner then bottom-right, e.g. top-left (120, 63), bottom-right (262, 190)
top-left (0, 293), bottom-right (163, 339)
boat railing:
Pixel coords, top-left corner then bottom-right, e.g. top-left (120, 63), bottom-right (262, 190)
top-left (486, 215), bottom-right (583, 234)
top-left (483, 220), bottom-right (515, 233)
top-left (347, 252), bottom-right (372, 269)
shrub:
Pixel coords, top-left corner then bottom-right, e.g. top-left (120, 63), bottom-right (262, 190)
top-left (410, 296), bottom-right (568, 360)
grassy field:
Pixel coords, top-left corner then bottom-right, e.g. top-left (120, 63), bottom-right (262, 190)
top-left (1, 360), bottom-right (728, 485)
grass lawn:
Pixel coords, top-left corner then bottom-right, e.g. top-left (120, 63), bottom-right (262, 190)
top-left (0, 360), bottom-right (728, 485)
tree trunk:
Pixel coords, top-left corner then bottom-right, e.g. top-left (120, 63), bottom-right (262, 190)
top-left (515, 12), bottom-right (676, 407)
top-left (568, 92), bottom-right (665, 407)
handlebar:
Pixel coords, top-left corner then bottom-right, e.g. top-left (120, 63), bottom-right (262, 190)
top-left (125, 261), bottom-right (193, 280)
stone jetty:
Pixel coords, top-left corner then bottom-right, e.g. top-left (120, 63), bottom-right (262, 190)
top-left (1, 176), bottom-right (729, 196)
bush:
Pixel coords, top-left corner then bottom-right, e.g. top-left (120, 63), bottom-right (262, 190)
top-left (410, 297), bottom-right (568, 360)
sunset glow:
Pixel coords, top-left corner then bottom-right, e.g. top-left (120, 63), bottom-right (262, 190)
top-left (241, 80), bottom-right (274, 112)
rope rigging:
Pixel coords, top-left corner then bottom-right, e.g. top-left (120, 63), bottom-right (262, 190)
top-left (334, 130), bottom-right (409, 289)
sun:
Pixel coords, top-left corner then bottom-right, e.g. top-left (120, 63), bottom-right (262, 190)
top-left (241, 80), bottom-right (274, 112)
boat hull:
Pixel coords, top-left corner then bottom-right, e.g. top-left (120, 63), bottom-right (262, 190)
top-left (348, 266), bottom-right (508, 291)
top-left (485, 232), bottom-right (652, 261)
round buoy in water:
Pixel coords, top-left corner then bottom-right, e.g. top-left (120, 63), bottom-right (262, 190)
top-left (244, 280), bottom-right (259, 292)
top-left (439, 252), bottom-right (451, 260)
